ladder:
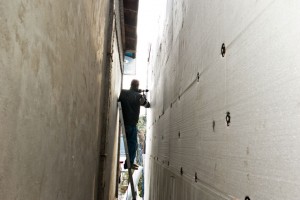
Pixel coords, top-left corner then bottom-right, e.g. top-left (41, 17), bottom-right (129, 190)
top-left (118, 102), bottom-right (137, 200)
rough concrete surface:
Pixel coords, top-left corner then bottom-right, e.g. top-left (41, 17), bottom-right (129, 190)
top-left (0, 0), bottom-right (112, 199)
top-left (99, 27), bottom-right (122, 200)
top-left (142, 0), bottom-right (300, 200)
top-left (105, 31), bottom-right (122, 200)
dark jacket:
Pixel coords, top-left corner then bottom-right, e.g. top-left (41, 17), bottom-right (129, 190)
top-left (119, 89), bottom-right (150, 126)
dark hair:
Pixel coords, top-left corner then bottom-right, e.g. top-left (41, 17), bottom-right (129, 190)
top-left (130, 79), bottom-right (139, 89)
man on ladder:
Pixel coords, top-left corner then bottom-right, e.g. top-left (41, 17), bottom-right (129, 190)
top-left (119, 79), bottom-right (150, 170)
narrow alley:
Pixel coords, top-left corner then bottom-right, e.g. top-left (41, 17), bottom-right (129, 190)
top-left (1, 0), bottom-right (300, 200)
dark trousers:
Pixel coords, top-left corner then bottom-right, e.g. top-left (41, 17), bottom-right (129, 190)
top-left (124, 125), bottom-right (137, 168)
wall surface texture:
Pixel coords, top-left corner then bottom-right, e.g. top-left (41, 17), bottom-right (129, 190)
top-left (144, 0), bottom-right (300, 199)
top-left (99, 23), bottom-right (122, 200)
top-left (0, 0), bottom-right (122, 199)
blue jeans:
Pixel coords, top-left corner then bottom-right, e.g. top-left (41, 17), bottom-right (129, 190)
top-left (124, 125), bottom-right (137, 168)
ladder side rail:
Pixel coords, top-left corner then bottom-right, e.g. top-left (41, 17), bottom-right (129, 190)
top-left (118, 102), bottom-right (136, 200)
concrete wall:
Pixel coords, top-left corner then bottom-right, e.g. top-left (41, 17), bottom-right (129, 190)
top-left (143, 0), bottom-right (300, 199)
top-left (99, 21), bottom-right (123, 200)
top-left (0, 0), bottom-right (122, 199)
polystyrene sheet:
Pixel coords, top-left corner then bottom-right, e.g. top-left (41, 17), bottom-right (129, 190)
top-left (143, 0), bottom-right (300, 199)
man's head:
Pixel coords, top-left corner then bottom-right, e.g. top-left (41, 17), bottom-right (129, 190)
top-left (130, 79), bottom-right (139, 91)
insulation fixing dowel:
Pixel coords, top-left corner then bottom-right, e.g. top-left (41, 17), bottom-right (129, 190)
top-left (197, 72), bottom-right (200, 82)
top-left (212, 120), bottom-right (216, 132)
top-left (178, 131), bottom-right (181, 138)
top-left (221, 43), bottom-right (226, 57)
top-left (180, 167), bottom-right (183, 175)
top-left (195, 172), bottom-right (198, 182)
top-left (226, 112), bottom-right (231, 127)
top-left (245, 197), bottom-right (250, 200)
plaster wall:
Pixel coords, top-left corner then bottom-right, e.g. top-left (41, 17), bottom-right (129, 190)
top-left (101, 27), bottom-right (122, 200)
top-left (0, 0), bottom-right (115, 199)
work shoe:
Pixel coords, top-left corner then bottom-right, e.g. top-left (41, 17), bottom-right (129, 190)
top-left (131, 164), bottom-right (139, 170)
top-left (124, 163), bottom-right (138, 170)
top-left (124, 162), bottom-right (128, 169)
top-left (133, 163), bottom-right (139, 169)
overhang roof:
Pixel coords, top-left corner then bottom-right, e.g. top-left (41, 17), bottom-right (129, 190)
top-left (123, 0), bottom-right (139, 53)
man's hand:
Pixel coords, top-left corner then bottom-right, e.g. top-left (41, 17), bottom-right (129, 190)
top-left (139, 94), bottom-right (146, 105)
top-left (145, 102), bottom-right (150, 108)
top-left (140, 94), bottom-right (150, 108)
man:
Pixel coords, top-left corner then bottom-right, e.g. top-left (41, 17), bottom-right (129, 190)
top-left (119, 79), bottom-right (150, 170)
